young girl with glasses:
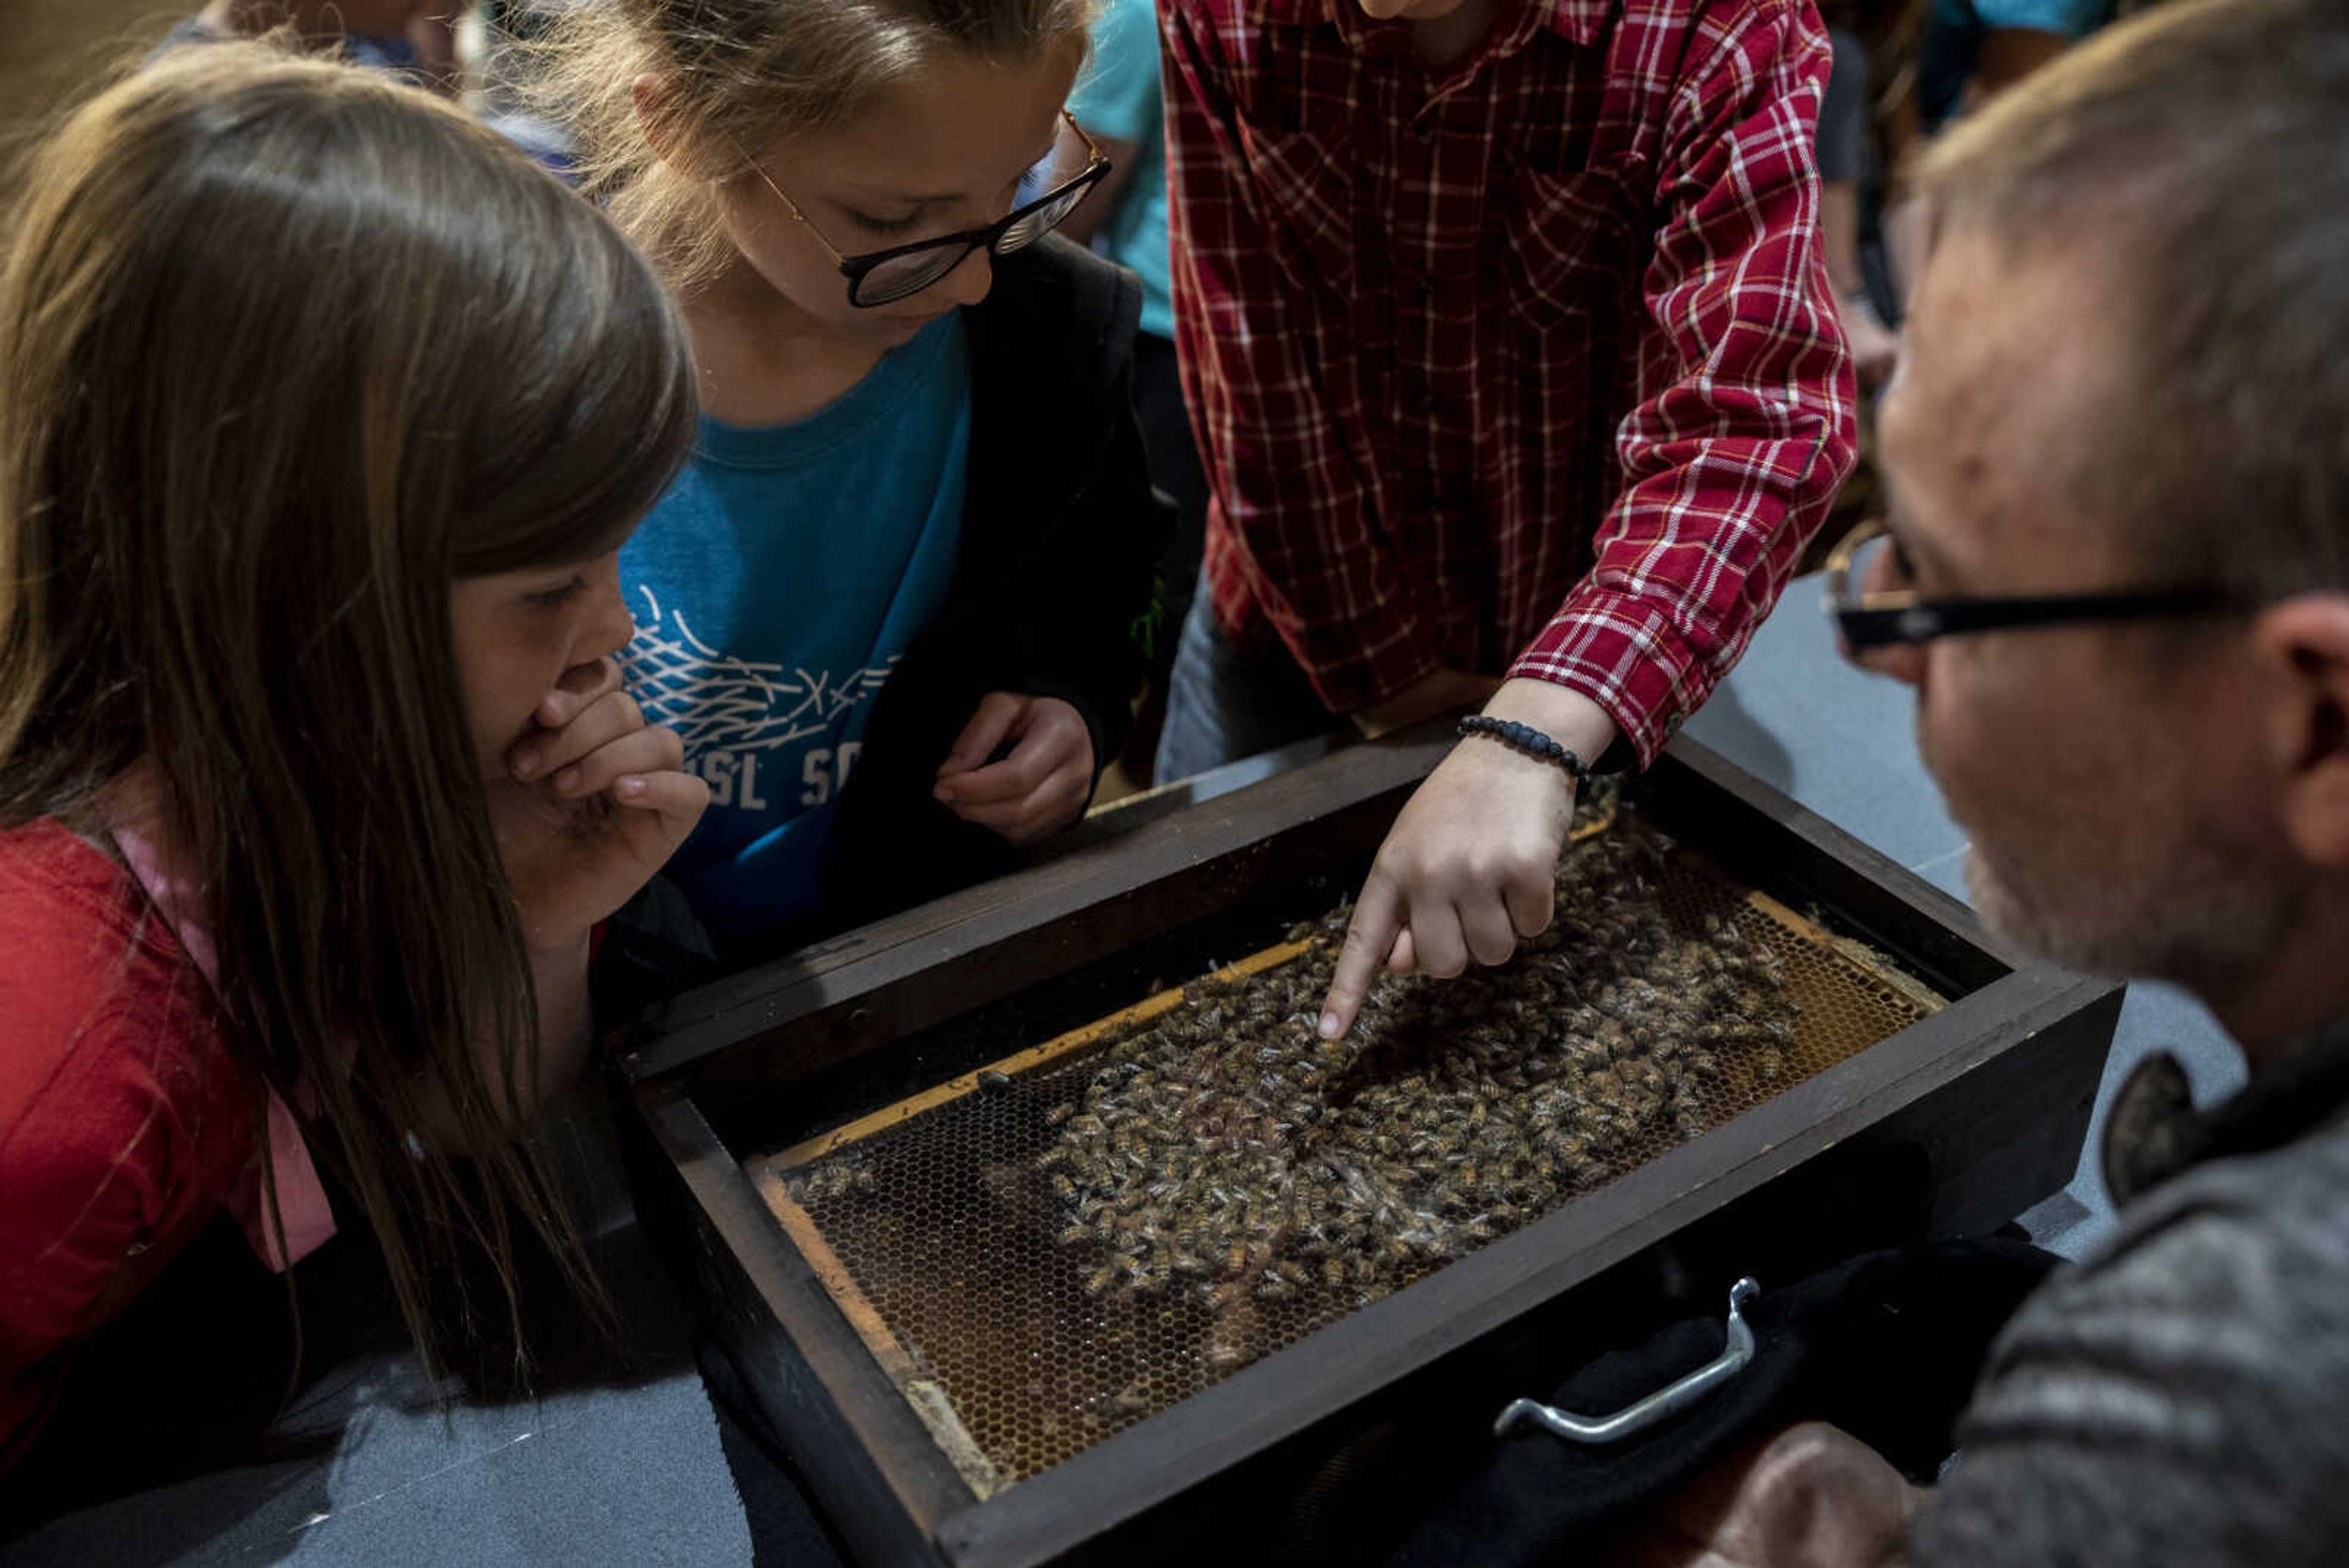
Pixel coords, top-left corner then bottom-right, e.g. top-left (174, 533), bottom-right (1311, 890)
top-left (0, 45), bottom-right (705, 1501)
top-left (537, 0), bottom-right (1165, 959)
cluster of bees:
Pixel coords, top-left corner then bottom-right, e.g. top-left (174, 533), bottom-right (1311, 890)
top-left (1037, 808), bottom-right (1800, 1321)
top-left (795, 1157), bottom-right (877, 1205)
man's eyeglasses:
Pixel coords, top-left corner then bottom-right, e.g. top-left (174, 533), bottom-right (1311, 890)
top-left (746, 111), bottom-right (1111, 308)
top-left (1824, 516), bottom-right (2236, 655)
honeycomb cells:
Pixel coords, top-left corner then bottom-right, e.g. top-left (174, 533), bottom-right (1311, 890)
top-left (755, 808), bottom-right (1940, 1492)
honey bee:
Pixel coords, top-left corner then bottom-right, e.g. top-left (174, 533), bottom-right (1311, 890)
top-left (1034, 796), bottom-right (1812, 1328)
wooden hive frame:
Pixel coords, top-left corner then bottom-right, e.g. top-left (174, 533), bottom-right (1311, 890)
top-left (620, 724), bottom-right (2121, 1568)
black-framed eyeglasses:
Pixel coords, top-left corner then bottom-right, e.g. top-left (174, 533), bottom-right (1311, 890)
top-left (1824, 516), bottom-right (2236, 653)
top-left (746, 110), bottom-right (1111, 308)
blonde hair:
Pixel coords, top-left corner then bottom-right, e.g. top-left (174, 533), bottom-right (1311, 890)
top-left (0, 44), bottom-right (697, 1382)
top-left (534, 0), bottom-right (1098, 292)
top-left (1912, 0), bottom-right (2349, 600)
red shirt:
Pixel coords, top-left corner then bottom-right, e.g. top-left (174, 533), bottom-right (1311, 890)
top-left (1164, 0), bottom-right (1857, 762)
top-left (0, 820), bottom-right (258, 1465)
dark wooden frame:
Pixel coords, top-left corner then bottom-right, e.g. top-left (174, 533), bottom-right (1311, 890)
top-left (623, 727), bottom-right (2120, 1568)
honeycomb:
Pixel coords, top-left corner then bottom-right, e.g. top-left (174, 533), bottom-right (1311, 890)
top-left (748, 810), bottom-right (1941, 1497)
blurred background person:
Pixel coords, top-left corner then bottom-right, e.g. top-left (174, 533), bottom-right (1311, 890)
top-left (158, 1), bottom-right (461, 90)
top-left (1059, 0), bottom-right (1206, 787)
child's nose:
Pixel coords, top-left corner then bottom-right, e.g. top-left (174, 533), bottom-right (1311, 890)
top-left (936, 247), bottom-right (994, 309)
top-left (582, 560), bottom-right (636, 661)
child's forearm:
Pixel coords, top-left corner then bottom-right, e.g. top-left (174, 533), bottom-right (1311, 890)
top-left (526, 931), bottom-right (597, 1107)
top-left (1823, 180), bottom-right (1867, 299)
top-left (406, 932), bottom-right (595, 1151)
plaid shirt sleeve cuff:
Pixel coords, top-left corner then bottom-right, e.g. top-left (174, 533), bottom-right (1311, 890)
top-left (1505, 584), bottom-right (1709, 768)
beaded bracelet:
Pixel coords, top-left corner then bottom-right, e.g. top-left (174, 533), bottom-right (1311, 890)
top-left (1457, 715), bottom-right (1587, 781)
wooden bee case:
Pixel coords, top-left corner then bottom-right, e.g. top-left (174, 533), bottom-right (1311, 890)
top-left (618, 726), bottom-right (2121, 1568)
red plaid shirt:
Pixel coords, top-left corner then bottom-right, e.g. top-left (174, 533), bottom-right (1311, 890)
top-left (1164, 0), bottom-right (1856, 764)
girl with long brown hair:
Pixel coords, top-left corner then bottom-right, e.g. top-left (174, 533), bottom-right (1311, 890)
top-left (0, 43), bottom-right (705, 1487)
top-left (534, 0), bottom-right (1166, 959)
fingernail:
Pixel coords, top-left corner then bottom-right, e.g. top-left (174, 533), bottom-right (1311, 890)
top-left (555, 765), bottom-right (582, 794)
top-left (511, 745), bottom-right (540, 778)
top-left (616, 776), bottom-right (647, 800)
top-left (1318, 1012), bottom-right (1342, 1040)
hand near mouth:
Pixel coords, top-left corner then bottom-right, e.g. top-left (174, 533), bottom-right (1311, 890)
top-left (491, 654), bottom-right (710, 952)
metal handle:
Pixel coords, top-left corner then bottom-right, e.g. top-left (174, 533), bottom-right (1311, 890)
top-left (1494, 1277), bottom-right (1761, 1446)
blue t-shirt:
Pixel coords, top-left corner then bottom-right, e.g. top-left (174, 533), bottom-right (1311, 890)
top-left (1920, 0), bottom-right (2113, 128)
top-left (1070, 0), bottom-right (1174, 343)
top-left (1932, 0), bottom-right (2109, 37)
top-left (621, 314), bottom-right (971, 935)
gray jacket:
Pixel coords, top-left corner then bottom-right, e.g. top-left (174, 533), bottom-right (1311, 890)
top-left (1915, 1020), bottom-right (2349, 1565)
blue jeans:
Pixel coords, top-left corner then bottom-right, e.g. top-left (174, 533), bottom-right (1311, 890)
top-left (1154, 586), bottom-right (1340, 783)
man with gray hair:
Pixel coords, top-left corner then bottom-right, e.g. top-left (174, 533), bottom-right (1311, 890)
top-left (1614, 0), bottom-right (2349, 1560)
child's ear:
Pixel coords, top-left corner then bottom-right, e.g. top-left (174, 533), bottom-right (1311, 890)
top-left (632, 73), bottom-right (686, 169)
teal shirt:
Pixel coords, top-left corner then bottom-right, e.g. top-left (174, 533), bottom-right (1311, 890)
top-left (620, 314), bottom-right (971, 936)
top-left (1071, 0), bottom-right (1174, 343)
top-left (1933, 0), bottom-right (2109, 35)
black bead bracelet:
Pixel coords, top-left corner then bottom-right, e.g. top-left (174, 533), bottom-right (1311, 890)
top-left (1457, 715), bottom-right (1587, 781)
